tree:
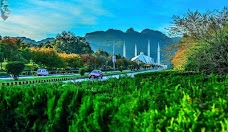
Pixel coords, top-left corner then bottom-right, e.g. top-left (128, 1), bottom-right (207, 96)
top-left (30, 47), bottom-right (65, 69)
top-left (185, 25), bottom-right (228, 74)
top-left (79, 68), bottom-right (85, 76)
top-left (93, 49), bottom-right (110, 69)
top-left (171, 35), bottom-right (197, 70)
top-left (58, 53), bottom-right (82, 68)
top-left (168, 7), bottom-right (228, 74)
top-left (5, 61), bottom-right (25, 80)
top-left (49, 31), bottom-right (93, 54)
top-left (81, 54), bottom-right (99, 70)
top-left (168, 7), bottom-right (228, 43)
top-left (0, 36), bottom-right (19, 61)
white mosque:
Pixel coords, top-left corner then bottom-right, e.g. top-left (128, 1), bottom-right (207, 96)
top-left (122, 40), bottom-right (167, 69)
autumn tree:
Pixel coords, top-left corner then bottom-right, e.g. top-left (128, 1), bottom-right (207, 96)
top-left (0, 37), bottom-right (32, 64)
top-left (0, 37), bottom-right (19, 61)
top-left (168, 7), bottom-right (228, 74)
top-left (81, 54), bottom-right (99, 71)
top-left (30, 47), bottom-right (65, 69)
top-left (58, 53), bottom-right (82, 69)
top-left (93, 49), bottom-right (110, 69)
top-left (171, 35), bottom-right (197, 70)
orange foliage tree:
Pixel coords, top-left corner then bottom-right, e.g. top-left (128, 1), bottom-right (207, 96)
top-left (81, 54), bottom-right (100, 70)
top-left (171, 35), bottom-right (197, 70)
top-left (0, 37), bottom-right (19, 61)
top-left (58, 53), bottom-right (82, 69)
top-left (30, 47), bottom-right (65, 69)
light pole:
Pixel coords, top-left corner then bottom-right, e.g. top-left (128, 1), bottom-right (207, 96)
top-left (0, 52), bottom-right (3, 70)
top-left (112, 42), bottom-right (116, 70)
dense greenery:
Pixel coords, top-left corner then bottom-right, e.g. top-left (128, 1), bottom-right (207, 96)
top-left (5, 61), bottom-right (25, 80)
top-left (168, 7), bottom-right (228, 74)
top-left (0, 33), bottom-right (133, 71)
top-left (0, 71), bottom-right (227, 131)
top-left (47, 31), bottom-right (94, 55)
top-left (79, 68), bottom-right (85, 76)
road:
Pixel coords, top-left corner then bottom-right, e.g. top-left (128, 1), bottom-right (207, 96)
top-left (0, 73), bottom-right (78, 80)
top-left (0, 68), bottom-right (164, 82)
top-left (63, 69), bottom-right (163, 83)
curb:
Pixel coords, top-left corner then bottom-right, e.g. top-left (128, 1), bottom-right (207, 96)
top-left (0, 77), bottom-right (77, 87)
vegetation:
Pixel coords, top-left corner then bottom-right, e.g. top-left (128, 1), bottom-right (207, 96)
top-left (168, 7), bottom-right (228, 74)
top-left (30, 47), bottom-right (64, 69)
top-left (47, 31), bottom-right (94, 55)
top-left (0, 32), bottom-right (133, 72)
top-left (5, 61), bottom-right (25, 80)
top-left (0, 71), bottom-right (227, 131)
top-left (79, 68), bottom-right (85, 76)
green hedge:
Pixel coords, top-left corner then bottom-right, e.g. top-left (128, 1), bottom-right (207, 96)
top-left (0, 72), bottom-right (9, 76)
top-left (0, 71), bottom-right (227, 131)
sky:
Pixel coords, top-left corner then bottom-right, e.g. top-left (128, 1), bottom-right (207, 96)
top-left (0, 0), bottom-right (227, 41)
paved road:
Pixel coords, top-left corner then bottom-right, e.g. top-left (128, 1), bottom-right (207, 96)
top-left (63, 69), bottom-right (163, 83)
top-left (0, 74), bottom-right (79, 80)
top-left (0, 68), bottom-right (164, 82)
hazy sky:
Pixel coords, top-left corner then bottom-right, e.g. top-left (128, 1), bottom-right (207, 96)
top-left (0, 0), bottom-right (227, 40)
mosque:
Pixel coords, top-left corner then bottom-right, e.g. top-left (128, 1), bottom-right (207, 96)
top-left (122, 40), bottom-right (167, 69)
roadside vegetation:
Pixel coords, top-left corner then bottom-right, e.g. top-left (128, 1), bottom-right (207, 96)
top-left (0, 31), bottom-right (139, 80)
top-left (0, 71), bottom-right (227, 131)
top-left (166, 7), bottom-right (228, 75)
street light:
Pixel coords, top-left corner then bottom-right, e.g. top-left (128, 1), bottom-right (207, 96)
top-left (106, 39), bottom-right (124, 71)
top-left (112, 42), bottom-right (115, 70)
top-left (106, 40), bottom-right (116, 71)
top-left (112, 54), bottom-right (116, 70)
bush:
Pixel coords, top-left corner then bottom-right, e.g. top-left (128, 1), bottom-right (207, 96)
top-left (0, 72), bottom-right (227, 131)
top-left (5, 61), bottom-right (25, 80)
top-left (119, 66), bottom-right (123, 72)
top-left (79, 68), bottom-right (85, 76)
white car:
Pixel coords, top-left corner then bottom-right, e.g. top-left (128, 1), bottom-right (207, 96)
top-left (37, 68), bottom-right (49, 76)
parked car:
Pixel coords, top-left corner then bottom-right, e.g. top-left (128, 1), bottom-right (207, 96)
top-left (37, 68), bottom-right (49, 76)
top-left (89, 70), bottom-right (103, 79)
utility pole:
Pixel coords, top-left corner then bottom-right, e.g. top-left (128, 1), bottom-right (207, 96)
top-left (112, 42), bottom-right (116, 70)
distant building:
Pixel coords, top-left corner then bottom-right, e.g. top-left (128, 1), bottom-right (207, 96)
top-left (131, 40), bottom-right (155, 65)
top-left (131, 41), bottom-right (167, 69)
top-left (131, 52), bottom-right (155, 65)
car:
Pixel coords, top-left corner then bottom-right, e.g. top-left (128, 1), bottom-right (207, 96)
top-left (89, 70), bottom-right (103, 79)
top-left (37, 68), bottom-right (49, 76)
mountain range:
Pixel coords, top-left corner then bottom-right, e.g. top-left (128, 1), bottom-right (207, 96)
top-left (85, 28), bottom-right (180, 63)
top-left (16, 37), bottom-right (55, 45)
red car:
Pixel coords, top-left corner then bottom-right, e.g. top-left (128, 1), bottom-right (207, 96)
top-left (89, 70), bottom-right (103, 79)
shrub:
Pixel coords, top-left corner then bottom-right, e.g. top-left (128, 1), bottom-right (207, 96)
top-left (119, 66), bottom-right (123, 72)
top-left (5, 61), bottom-right (25, 80)
top-left (79, 68), bottom-right (85, 76)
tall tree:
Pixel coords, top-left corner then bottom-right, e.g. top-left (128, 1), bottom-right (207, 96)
top-left (58, 53), bottom-right (82, 68)
top-left (171, 35), bottom-right (197, 70)
top-left (168, 7), bottom-right (228, 43)
top-left (168, 7), bottom-right (228, 74)
top-left (50, 31), bottom-right (93, 54)
top-left (0, 36), bottom-right (19, 61)
top-left (30, 47), bottom-right (65, 69)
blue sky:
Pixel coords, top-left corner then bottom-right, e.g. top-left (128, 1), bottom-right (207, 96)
top-left (0, 0), bottom-right (227, 41)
